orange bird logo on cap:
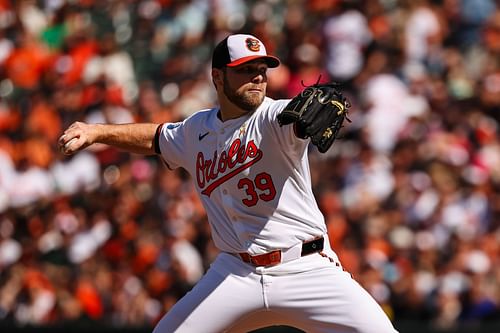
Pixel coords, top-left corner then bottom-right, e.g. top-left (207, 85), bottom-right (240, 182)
top-left (245, 38), bottom-right (261, 52)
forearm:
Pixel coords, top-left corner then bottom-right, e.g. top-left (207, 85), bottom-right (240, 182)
top-left (93, 123), bottom-right (159, 155)
top-left (59, 122), bottom-right (161, 156)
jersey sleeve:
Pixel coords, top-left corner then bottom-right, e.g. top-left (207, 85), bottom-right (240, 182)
top-left (157, 121), bottom-right (187, 169)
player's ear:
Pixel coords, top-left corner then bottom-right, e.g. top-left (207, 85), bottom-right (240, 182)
top-left (212, 68), bottom-right (223, 89)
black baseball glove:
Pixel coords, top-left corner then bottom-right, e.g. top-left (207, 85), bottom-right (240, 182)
top-left (277, 82), bottom-right (350, 153)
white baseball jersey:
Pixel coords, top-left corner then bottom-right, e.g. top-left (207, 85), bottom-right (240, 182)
top-left (154, 97), bottom-right (400, 333)
top-left (157, 97), bottom-right (326, 255)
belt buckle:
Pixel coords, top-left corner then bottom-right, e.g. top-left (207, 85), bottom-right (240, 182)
top-left (267, 251), bottom-right (282, 266)
top-left (251, 250), bottom-right (282, 267)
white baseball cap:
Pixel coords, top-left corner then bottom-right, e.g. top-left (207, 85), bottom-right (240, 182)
top-left (212, 34), bottom-right (280, 69)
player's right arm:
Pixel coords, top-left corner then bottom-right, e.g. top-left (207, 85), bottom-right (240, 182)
top-left (58, 121), bottom-right (162, 156)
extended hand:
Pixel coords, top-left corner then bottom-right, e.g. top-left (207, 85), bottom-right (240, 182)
top-left (58, 121), bottom-right (97, 155)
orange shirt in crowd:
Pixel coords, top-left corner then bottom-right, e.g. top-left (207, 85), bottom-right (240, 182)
top-left (5, 41), bottom-right (52, 89)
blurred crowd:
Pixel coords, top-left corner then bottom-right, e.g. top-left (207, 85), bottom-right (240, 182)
top-left (0, 0), bottom-right (499, 331)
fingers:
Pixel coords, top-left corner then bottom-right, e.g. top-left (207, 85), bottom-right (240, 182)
top-left (63, 137), bottom-right (81, 155)
top-left (58, 134), bottom-right (77, 155)
top-left (58, 122), bottom-right (85, 155)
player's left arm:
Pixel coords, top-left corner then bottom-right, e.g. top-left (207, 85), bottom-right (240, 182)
top-left (267, 99), bottom-right (309, 152)
top-left (58, 121), bottom-right (162, 156)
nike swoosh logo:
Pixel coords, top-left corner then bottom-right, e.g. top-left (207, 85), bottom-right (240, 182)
top-left (198, 132), bottom-right (210, 141)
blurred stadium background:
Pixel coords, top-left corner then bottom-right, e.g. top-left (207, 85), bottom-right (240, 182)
top-left (0, 0), bottom-right (499, 332)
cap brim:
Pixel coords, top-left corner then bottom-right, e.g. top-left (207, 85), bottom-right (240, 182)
top-left (227, 55), bottom-right (280, 68)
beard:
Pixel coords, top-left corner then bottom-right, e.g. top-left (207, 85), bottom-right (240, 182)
top-left (223, 75), bottom-right (265, 112)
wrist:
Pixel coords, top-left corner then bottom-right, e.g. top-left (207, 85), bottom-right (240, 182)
top-left (92, 123), bottom-right (107, 144)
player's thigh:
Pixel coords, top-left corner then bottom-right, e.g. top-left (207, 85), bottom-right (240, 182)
top-left (323, 270), bottom-right (398, 333)
top-left (153, 264), bottom-right (262, 333)
top-left (272, 267), bottom-right (398, 333)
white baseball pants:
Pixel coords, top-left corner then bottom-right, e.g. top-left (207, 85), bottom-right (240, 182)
top-left (153, 249), bottom-right (399, 333)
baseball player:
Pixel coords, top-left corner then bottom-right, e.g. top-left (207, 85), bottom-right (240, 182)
top-left (59, 34), bottom-right (399, 333)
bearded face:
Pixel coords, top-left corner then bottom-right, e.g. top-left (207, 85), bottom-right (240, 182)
top-left (221, 64), bottom-right (267, 112)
